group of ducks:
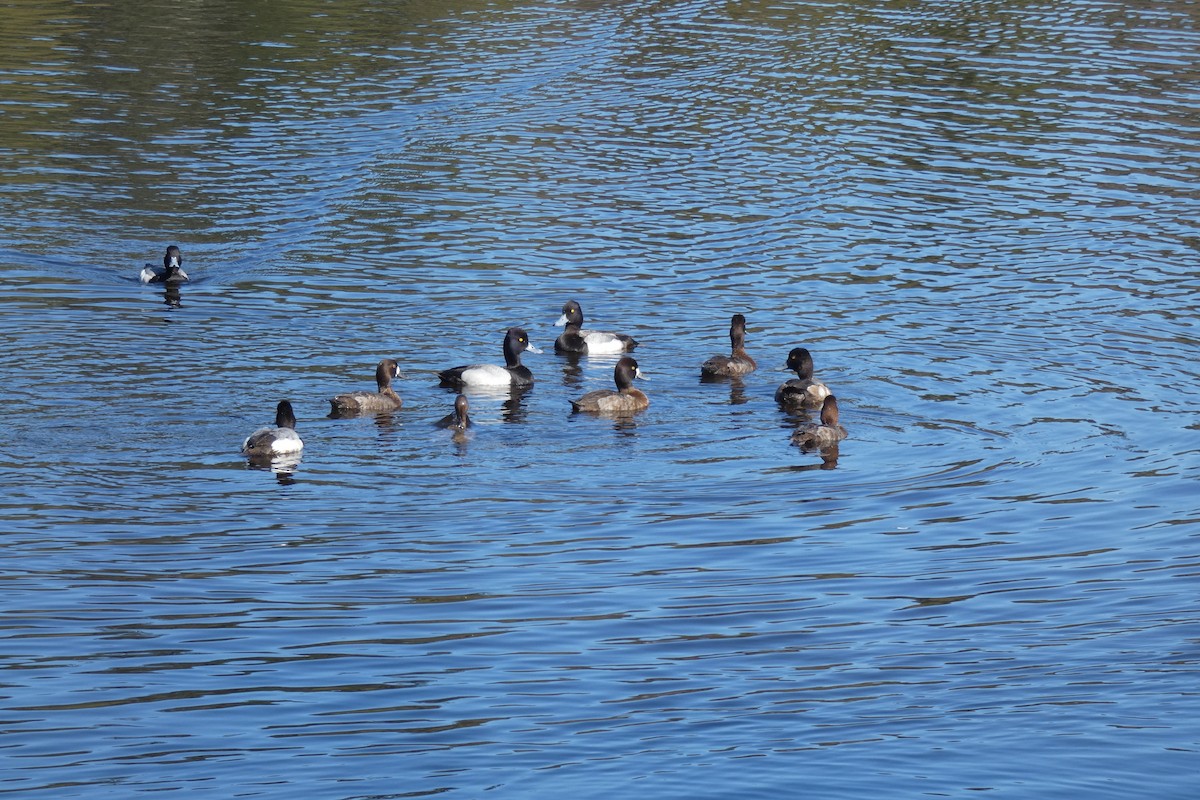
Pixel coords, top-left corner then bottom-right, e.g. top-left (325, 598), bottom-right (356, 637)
top-left (140, 247), bottom-right (848, 460)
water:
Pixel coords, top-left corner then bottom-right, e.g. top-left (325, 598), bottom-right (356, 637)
top-left (2, 0), bottom-right (1198, 796)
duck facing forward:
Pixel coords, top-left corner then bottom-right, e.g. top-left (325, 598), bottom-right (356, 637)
top-left (554, 300), bottom-right (638, 354)
top-left (791, 395), bottom-right (848, 449)
top-left (776, 347), bottom-right (831, 410)
top-left (242, 400), bottom-right (303, 456)
top-left (140, 245), bottom-right (189, 283)
top-left (700, 313), bottom-right (756, 377)
top-left (330, 359), bottom-right (403, 416)
top-left (571, 356), bottom-right (649, 414)
top-left (438, 327), bottom-right (542, 389)
top-left (435, 394), bottom-right (472, 431)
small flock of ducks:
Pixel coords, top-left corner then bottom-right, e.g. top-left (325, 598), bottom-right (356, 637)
top-left (141, 248), bottom-right (847, 461)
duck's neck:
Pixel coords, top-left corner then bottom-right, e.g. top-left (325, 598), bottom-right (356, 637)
top-left (730, 332), bottom-right (747, 356)
top-left (503, 342), bottom-right (523, 369)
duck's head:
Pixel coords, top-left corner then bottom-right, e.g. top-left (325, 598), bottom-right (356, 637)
top-left (784, 347), bottom-right (814, 378)
top-left (376, 358), bottom-right (402, 387)
top-left (504, 326), bottom-right (543, 357)
top-left (819, 394), bottom-right (839, 427)
top-left (730, 314), bottom-right (748, 344)
top-left (614, 356), bottom-right (647, 390)
top-left (275, 400), bottom-right (298, 430)
top-left (555, 300), bottom-right (584, 328)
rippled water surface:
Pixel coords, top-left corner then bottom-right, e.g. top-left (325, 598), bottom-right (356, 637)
top-left (2, 0), bottom-right (1199, 797)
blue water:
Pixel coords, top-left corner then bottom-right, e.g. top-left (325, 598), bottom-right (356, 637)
top-left (1, 0), bottom-right (1198, 797)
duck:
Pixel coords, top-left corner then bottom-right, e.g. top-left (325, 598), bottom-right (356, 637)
top-left (700, 313), bottom-right (756, 377)
top-left (329, 359), bottom-right (403, 415)
top-left (791, 395), bottom-right (848, 449)
top-left (140, 245), bottom-right (189, 283)
top-left (554, 300), bottom-right (638, 354)
top-left (438, 327), bottom-right (542, 388)
top-left (435, 394), bottom-right (472, 431)
top-left (775, 347), bottom-right (831, 409)
top-left (242, 400), bottom-right (303, 456)
top-left (571, 356), bottom-right (649, 413)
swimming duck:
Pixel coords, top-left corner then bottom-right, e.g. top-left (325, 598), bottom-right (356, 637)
top-left (242, 400), bottom-right (303, 456)
top-left (791, 395), bottom-right (848, 449)
top-left (700, 313), bottom-right (756, 377)
top-left (775, 347), bottom-right (831, 409)
top-left (329, 359), bottom-right (403, 415)
top-left (140, 245), bottom-right (189, 283)
top-left (438, 327), bottom-right (542, 388)
top-left (554, 300), bottom-right (638, 354)
top-left (435, 394), bottom-right (472, 431)
top-left (571, 356), bottom-right (649, 414)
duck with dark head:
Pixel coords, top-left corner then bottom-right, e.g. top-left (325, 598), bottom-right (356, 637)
top-left (700, 313), bottom-right (756, 378)
top-left (776, 347), bottom-right (831, 410)
top-left (329, 359), bottom-right (403, 417)
top-left (140, 245), bottom-right (189, 284)
top-left (791, 395), bottom-right (848, 450)
top-left (571, 356), bottom-right (649, 414)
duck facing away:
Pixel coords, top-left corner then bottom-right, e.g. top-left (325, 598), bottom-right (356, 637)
top-left (791, 395), bottom-right (848, 450)
top-left (438, 327), bottom-right (542, 388)
top-left (571, 356), bottom-right (649, 414)
top-left (140, 245), bottom-right (189, 283)
top-left (700, 313), bottom-right (756, 377)
top-left (554, 299), bottom-right (638, 354)
top-left (776, 347), bottom-right (831, 410)
top-left (435, 394), bottom-right (472, 431)
top-left (330, 359), bottom-right (403, 416)
top-left (242, 400), bottom-right (303, 456)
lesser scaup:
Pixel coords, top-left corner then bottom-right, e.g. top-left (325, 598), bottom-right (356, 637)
top-left (553, 300), bottom-right (638, 354)
top-left (571, 356), bottom-right (649, 414)
top-left (242, 400), bottom-right (303, 456)
top-left (775, 347), bottom-right (831, 409)
top-left (700, 313), bottom-right (756, 377)
top-left (438, 327), bottom-right (542, 388)
top-left (435, 394), bottom-right (472, 431)
top-left (791, 395), bottom-right (848, 449)
top-left (329, 359), bottom-right (403, 415)
top-left (140, 245), bottom-right (189, 284)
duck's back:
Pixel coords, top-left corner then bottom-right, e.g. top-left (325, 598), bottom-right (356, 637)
top-left (776, 378), bottom-right (830, 408)
top-left (572, 388), bottom-right (648, 413)
top-left (792, 422), bottom-right (847, 449)
top-left (330, 390), bottom-right (401, 414)
top-left (582, 330), bottom-right (637, 354)
top-left (243, 426), bottom-right (303, 455)
top-left (702, 353), bottom-right (756, 377)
